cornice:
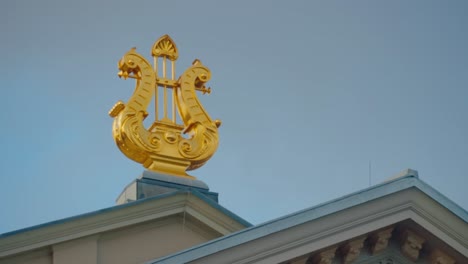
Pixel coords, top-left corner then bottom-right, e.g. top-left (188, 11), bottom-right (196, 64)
top-left (230, 199), bottom-right (466, 264)
top-left (185, 193), bottom-right (246, 235)
top-left (408, 200), bottom-right (468, 251)
top-left (228, 204), bottom-right (412, 264)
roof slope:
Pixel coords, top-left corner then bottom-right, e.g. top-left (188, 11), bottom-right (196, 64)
top-left (149, 171), bottom-right (468, 264)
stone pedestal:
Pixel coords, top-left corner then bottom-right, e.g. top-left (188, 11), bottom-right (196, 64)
top-left (116, 171), bottom-right (218, 205)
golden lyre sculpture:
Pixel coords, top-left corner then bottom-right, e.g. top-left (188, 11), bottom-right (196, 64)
top-left (109, 35), bottom-right (221, 179)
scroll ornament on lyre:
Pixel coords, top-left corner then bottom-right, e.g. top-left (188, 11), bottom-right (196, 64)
top-left (109, 35), bottom-right (221, 179)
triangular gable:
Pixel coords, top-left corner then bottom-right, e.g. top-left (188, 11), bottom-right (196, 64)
top-left (150, 175), bottom-right (467, 264)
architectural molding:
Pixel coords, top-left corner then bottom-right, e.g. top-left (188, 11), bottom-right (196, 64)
top-left (340, 236), bottom-right (366, 264)
top-left (399, 229), bottom-right (425, 262)
top-left (309, 247), bottom-right (337, 264)
top-left (357, 249), bottom-right (414, 264)
top-left (369, 227), bottom-right (394, 255)
top-left (185, 194), bottom-right (246, 234)
top-left (286, 227), bottom-right (461, 264)
top-left (408, 200), bottom-right (468, 251)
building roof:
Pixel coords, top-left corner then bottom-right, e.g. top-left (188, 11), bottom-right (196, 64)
top-left (148, 170), bottom-right (468, 264)
top-left (0, 188), bottom-right (251, 258)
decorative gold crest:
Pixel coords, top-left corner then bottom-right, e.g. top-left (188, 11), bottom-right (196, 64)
top-left (151, 35), bottom-right (178, 60)
top-left (109, 35), bottom-right (220, 179)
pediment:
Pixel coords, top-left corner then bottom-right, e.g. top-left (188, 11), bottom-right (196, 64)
top-left (149, 176), bottom-right (467, 264)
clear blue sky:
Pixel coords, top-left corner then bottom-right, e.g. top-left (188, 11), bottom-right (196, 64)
top-left (1, 1), bottom-right (467, 234)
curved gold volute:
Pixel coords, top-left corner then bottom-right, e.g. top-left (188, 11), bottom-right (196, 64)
top-left (109, 35), bottom-right (220, 179)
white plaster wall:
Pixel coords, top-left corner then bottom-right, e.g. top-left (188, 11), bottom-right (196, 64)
top-left (98, 219), bottom-right (215, 264)
top-left (53, 236), bottom-right (98, 264)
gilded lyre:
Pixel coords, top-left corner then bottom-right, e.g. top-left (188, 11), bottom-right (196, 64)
top-left (109, 35), bottom-right (221, 179)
